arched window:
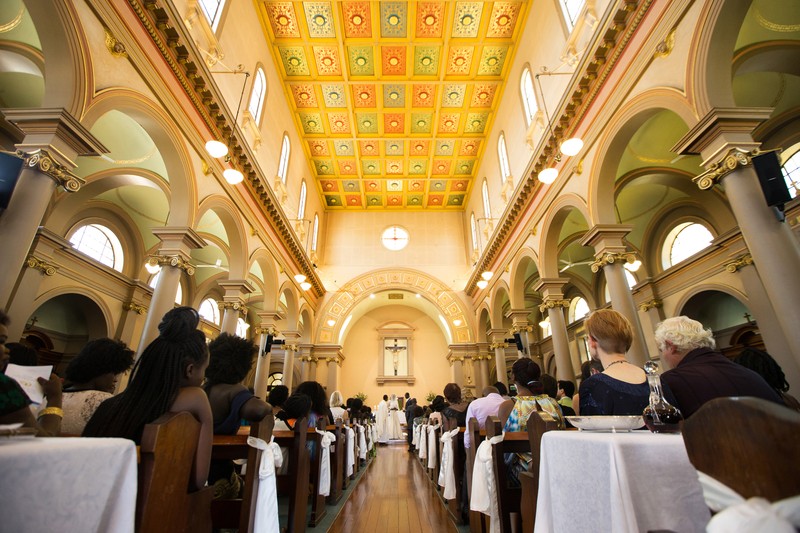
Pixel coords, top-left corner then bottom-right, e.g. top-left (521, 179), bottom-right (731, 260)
top-left (559, 0), bottom-right (585, 31)
top-left (248, 68), bottom-right (267, 125)
top-left (148, 271), bottom-right (183, 305)
top-left (520, 67), bottom-right (537, 127)
top-left (568, 297), bottom-right (590, 323)
top-left (235, 317), bottom-right (250, 338)
top-left (298, 181), bottom-right (307, 221)
top-left (470, 212), bottom-right (479, 252)
top-left (69, 223), bottom-right (124, 272)
top-left (781, 150), bottom-right (800, 199)
top-left (498, 133), bottom-right (511, 184)
top-left (662, 221), bottom-right (714, 269)
top-left (482, 179), bottom-right (491, 221)
top-left (267, 372), bottom-right (283, 389)
top-left (311, 213), bottom-right (319, 252)
top-left (198, 0), bottom-right (227, 30)
top-left (278, 134), bottom-right (290, 184)
top-left (198, 298), bottom-right (220, 325)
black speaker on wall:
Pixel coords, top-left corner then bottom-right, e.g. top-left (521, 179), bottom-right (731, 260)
top-left (513, 332), bottom-right (524, 353)
top-left (752, 151), bottom-right (791, 208)
top-left (0, 151), bottom-right (24, 209)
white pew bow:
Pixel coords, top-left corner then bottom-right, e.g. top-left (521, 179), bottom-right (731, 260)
top-left (427, 424), bottom-right (439, 469)
top-left (247, 435), bottom-right (283, 533)
top-left (315, 429), bottom-right (336, 497)
top-left (345, 426), bottom-right (356, 477)
top-left (470, 433), bottom-right (505, 533)
top-left (439, 427), bottom-right (460, 499)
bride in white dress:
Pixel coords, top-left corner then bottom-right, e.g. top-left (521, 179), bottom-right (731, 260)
top-left (386, 394), bottom-right (403, 440)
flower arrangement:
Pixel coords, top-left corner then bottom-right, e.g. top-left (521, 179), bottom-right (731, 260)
top-left (426, 391), bottom-right (436, 402)
top-left (355, 392), bottom-right (367, 403)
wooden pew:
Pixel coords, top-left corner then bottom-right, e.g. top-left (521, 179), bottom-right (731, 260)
top-left (274, 416), bottom-right (310, 533)
top-left (519, 411), bottom-right (560, 533)
top-left (442, 416), bottom-right (467, 525)
top-left (307, 416), bottom-right (329, 527)
top-left (486, 416), bottom-right (530, 533)
top-left (138, 411), bottom-right (213, 533)
top-left (210, 415), bottom-right (275, 532)
top-left (467, 417), bottom-right (488, 533)
top-left (326, 421), bottom-right (344, 504)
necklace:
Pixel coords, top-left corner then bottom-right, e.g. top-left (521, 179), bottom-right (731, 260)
top-left (605, 359), bottom-right (627, 369)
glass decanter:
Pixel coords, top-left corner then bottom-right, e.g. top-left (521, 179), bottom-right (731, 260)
top-left (642, 361), bottom-right (683, 433)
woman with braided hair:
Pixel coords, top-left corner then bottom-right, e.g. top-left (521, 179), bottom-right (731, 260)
top-left (83, 306), bottom-right (213, 491)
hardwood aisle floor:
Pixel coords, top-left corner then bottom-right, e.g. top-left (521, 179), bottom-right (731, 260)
top-left (327, 444), bottom-right (459, 533)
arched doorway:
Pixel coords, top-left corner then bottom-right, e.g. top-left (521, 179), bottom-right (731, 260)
top-left (679, 290), bottom-right (756, 358)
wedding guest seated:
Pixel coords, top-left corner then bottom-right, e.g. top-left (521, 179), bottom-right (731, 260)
top-left (542, 374), bottom-right (575, 417)
top-left (7, 343), bottom-right (38, 366)
top-left (573, 359), bottom-right (603, 415)
top-left (83, 307), bottom-right (212, 491)
top-left (204, 333), bottom-right (272, 498)
top-left (579, 309), bottom-right (653, 416)
top-left (329, 390), bottom-right (349, 423)
top-left (347, 397), bottom-right (363, 420)
top-left (39, 338), bottom-right (134, 435)
top-left (657, 316), bottom-right (783, 418)
top-left (274, 393), bottom-right (313, 475)
top-left (0, 310), bottom-right (62, 436)
top-left (429, 395), bottom-right (446, 425)
top-left (734, 347), bottom-right (800, 411)
top-left (494, 381), bottom-right (510, 399)
top-left (295, 381), bottom-right (334, 426)
top-left (268, 385), bottom-right (289, 416)
top-left (442, 383), bottom-right (471, 426)
top-left (556, 380), bottom-right (575, 411)
top-left (463, 386), bottom-right (505, 449)
top-left (498, 358), bottom-right (564, 486)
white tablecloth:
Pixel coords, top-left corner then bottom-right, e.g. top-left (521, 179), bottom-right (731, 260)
top-left (0, 437), bottom-right (137, 533)
top-left (534, 431), bottom-right (710, 533)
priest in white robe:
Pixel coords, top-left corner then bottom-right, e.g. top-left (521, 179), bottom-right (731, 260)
top-left (376, 394), bottom-right (389, 443)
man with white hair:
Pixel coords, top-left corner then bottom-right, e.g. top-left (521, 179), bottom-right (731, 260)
top-left (656, 316), bottom-right (783, 418)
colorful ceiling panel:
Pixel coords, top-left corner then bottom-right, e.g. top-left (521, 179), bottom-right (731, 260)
top-left (256, 0), bottom-right (531, 210)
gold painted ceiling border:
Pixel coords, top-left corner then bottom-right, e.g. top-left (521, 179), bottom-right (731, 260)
top-left (126, 0), bottom-right (322, 296)
top-left (467, 0), bottom-right (650, 296)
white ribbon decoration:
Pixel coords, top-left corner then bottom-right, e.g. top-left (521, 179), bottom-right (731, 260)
top-left (427, 424), bottom-right (439, 469)
top-left (358, 424), bottom-right (367, 460)
top-left (315, 429), bottom-right (335, 497)
top-left (412, 423), bottom-right (421, 447)
top-left (247, 436), bottom-right (283, 533)
top-left (345, 426), bottom-right (355, 477)
top-left (698, 471), bottom-right (800, 533)
top-left (419, 424), bottom-right (428, 460)
top-left (439, 427), bottom-right (460, 499)
top-left (470, 433), bottom-right (505, 533)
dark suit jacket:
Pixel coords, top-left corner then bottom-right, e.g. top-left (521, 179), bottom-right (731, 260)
top-left (661, 347), bottom-right (783, 418)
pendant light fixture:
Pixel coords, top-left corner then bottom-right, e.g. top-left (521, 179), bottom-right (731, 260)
top-left (534, 70), bottom-right (584, 184)
top-left (204, 69), bottom-right (251, 185)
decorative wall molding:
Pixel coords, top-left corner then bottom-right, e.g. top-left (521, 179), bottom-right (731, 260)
top-left (26, 256), bottom-right (58, 276)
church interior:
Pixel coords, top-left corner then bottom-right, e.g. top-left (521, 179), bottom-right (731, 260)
top-left (2, 0), bottom-right (800, 530)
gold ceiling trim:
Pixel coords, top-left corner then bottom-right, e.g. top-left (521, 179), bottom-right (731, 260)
top-left (0, 6), bottom-right (24, 33)
top-left (467, 0), bottom-right (652, 295)
top-left (755, 8), bottom-right (800, 33)
top-left (126, 0), bottom-right (323, 296)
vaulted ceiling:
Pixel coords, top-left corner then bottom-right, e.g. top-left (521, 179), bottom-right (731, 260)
top-left (255, 0), bottom-right (530, 210)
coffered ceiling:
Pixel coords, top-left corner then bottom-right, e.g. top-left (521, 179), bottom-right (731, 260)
top-left (255, 0), bottom-right (530, 210)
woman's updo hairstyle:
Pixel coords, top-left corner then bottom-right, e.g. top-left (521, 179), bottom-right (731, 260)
top-left (157, 306), bottom-right (207, 364)
top-left (511, 358), bottom-right (543, 394)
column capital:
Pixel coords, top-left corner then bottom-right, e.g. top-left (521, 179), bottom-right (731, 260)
top-left (672, 107), bottom-right (772, 165)
top-left (123, 301), bottom-right (148, 315)
top-left (152, 227), bottom-right (206, 253)
top-left (5, 107), bottom-right (107, 163)
top-left (218, 279), bottom-right (255, 295)
top-left (507, 309), bottom-right (531, 330)
top-left (18, 149), bottom-right (84, 192)
top-left (590, 251), bottom-right (638, 273)
top-left (533, 278), bottom-right (570, 299)
top-left (487, 329), bottom-right (509, 344)
top-left (638, 299), bottom-right (663, 312)
top-left (313, 345), bottom-right (344, 364)
top-left (217, 300), bottom-right (248, 316)
top-left (724, 253), bottom-right (754, 273)
top-left (538, 297), bottom-right (571, 314)
top-left (146, 254), bottom-right (196, 275)
top-left (26, 255), bottom-right (58, 276)
top-left (580, 225), bottom-right (633, 253)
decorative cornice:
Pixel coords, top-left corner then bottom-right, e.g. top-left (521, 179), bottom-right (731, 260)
top-left (147, 254), bottom-right (195, 275)
top-left (26, 255), bottom-right (57, 276)
top-left (590, 252), bottom-right (637, 273)
top-left (218, 301), bottom-right (248, 315)
top-left (638, 299), bottom-right (662, 312)
top-left (725, 254), bottom-right (754, 273)
top-left (467, 0), bottom-right (651, 295)
top-left (18, 149), bottom-right (84, 192)
top-left (123, 301), bottom-right (147, 315)
top-left (539, 298), bottom-right (571, 313)
top-left (509, 325), bottom-right (533, 334)
top-left (693, 147), bottom-right (760, 190)
top-left (489, 342), bottom-right (509, 350)
top-left (126, 0), bottom-right (322, 297)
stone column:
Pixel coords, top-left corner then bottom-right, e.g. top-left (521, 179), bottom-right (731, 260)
top-left (724, 253), bottom-right (800, 390)
top-left (218, 280), bottom-right (254, 335)
top-left (252, 312), bottom-right (281, 399)
top-left (535, 278), bottom-right (575, 381)
top-left (138, 228), bottom-right (206, 352)
top-left (634, 280), bottom-right (666, 360)
top-left (581, 226), bottom-right (649, 365)
top-left (476, 342), bottom-right (491, 390)
top-left (508, 310), bottom-right (532, 358)
top-left (281, 330), bottom-right (302, 390)
top-left (327, 356), bottom-right (339, 393)
top-left (488, 329), bottom-right (509, 386)
top-left (297, 344), bottom-right (314, 383)
top-left (0, 109), bottom-right (106, 309)
top-left (674, 108), bottom-right (800, 379)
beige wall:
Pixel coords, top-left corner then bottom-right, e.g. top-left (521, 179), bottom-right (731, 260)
top-left (338, 304), bottom-right (453, 409)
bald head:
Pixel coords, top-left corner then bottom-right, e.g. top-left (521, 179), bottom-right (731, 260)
top-left (482, 386), bottom-right (499, 397)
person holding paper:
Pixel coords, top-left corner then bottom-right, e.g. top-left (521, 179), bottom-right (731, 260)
top-left (0, 310), bottom-right (62, 436)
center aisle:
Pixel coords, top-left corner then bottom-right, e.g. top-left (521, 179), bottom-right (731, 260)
top-left (327, 444), bottom-right (459, 533)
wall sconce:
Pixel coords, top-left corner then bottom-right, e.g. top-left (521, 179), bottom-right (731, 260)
top-left (204, 70), bottom-right (251, 185)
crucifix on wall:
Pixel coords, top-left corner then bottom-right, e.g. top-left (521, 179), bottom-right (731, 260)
top-left (384, 338), bottom-right (408, 376)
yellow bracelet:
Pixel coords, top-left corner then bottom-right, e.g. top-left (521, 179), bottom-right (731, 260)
top-left (39, 407), bottom-right (64, 418)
